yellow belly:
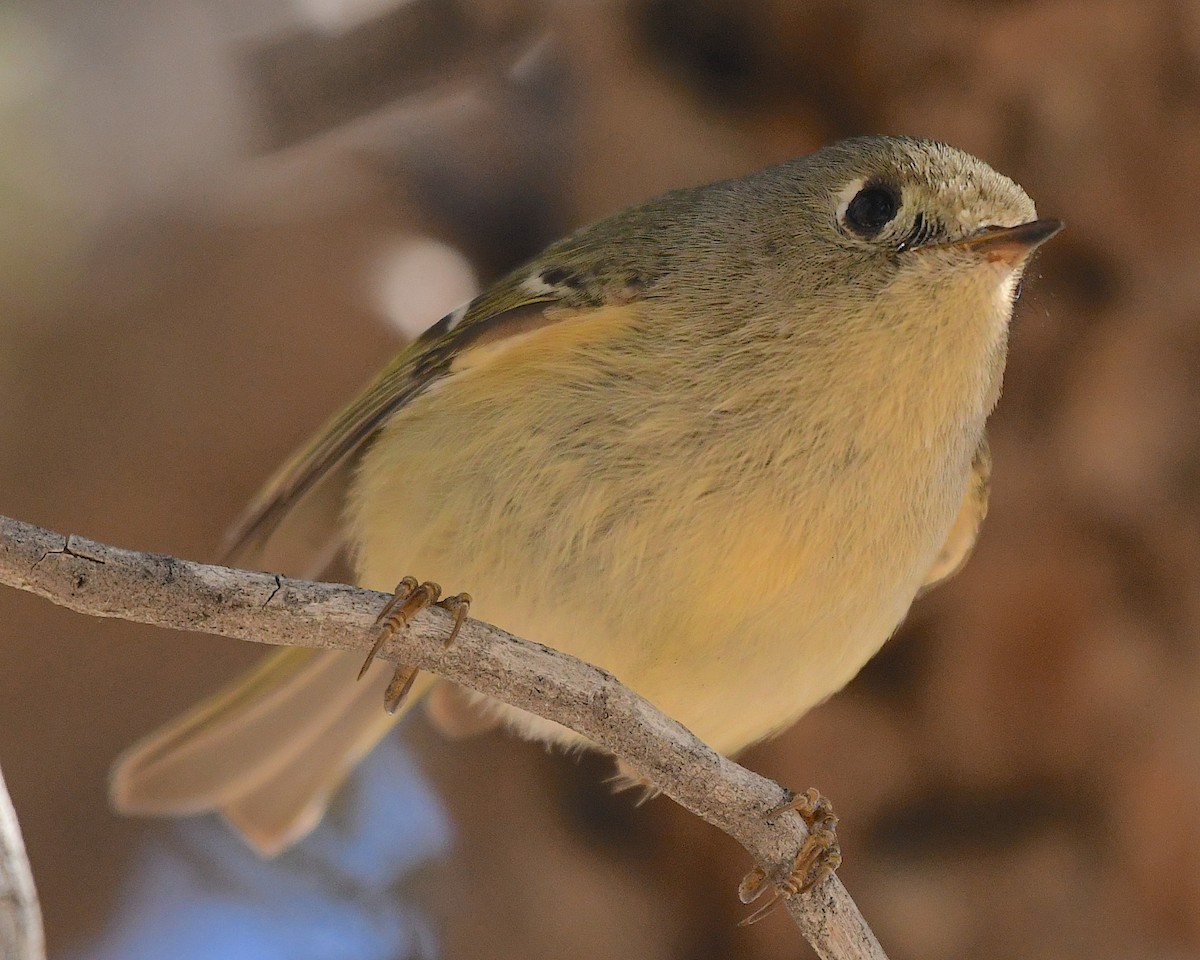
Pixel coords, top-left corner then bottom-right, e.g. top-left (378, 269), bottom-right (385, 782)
top-left (348, 322), bottom-right (968, 755)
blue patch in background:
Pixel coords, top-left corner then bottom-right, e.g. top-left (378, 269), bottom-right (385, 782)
top-left (71, 735), bottom-right (450, 960)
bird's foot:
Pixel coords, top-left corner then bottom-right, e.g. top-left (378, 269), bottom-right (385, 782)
top-left (738, 786), bottom-right (842, 926)
top-left (359, 577), bottom-right (472, 713)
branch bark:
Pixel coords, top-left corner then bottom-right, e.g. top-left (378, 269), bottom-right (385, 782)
top-left (0, 515), bottom-right (888, 959)
top-left (0, 760), bottom-right (45, 960)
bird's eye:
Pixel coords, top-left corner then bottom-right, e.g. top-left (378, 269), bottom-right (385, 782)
top-left (844, 184), bottom-right (900, 238)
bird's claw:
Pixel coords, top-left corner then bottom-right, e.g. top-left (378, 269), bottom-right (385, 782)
top-left (738, 786), bottom-right (842, 926)
top-left (359, 577), bottom-right (471, 713)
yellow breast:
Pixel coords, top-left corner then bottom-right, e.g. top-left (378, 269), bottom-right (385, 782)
top-left (348, 297), bottom-right (994, 753)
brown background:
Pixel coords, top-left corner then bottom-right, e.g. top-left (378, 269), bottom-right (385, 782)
top-left (2, 1), bottom-right (1198, 957)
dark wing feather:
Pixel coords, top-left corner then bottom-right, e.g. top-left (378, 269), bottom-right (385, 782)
top-left (223, 275), bottom-right (565, 561)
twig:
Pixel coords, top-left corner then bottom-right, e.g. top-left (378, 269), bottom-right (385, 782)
top-left (0, 515), bottom-right (888, 959)
top-left (0, 760), bottom-right (45, 960)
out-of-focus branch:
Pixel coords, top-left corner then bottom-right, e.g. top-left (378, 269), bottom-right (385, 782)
top-left (0, 515), bottom-right (888, 960)
top-left (0, 761), bottom-right (45, 960)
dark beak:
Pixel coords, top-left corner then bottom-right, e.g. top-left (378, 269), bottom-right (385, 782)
top-left (939, 218), bottom-right (1064, 265)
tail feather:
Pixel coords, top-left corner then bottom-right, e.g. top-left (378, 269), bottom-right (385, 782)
top-left (220, 669), bottom-right (432, 854)
top-left (110, 648), bottom-right (431, 854)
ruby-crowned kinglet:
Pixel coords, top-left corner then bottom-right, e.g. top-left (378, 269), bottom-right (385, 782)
top-left (111, 136), bottom-right (1061, 855)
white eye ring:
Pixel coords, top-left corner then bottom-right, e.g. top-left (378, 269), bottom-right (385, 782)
top-left (836, 179), bottom-right (904, 239)
top-left (834, 177), bottom-right (867, 226)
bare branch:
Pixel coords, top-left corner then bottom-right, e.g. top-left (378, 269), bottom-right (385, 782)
top-left (0, 761), bottom-right (45, 960)
top-left (0, 515), bottom-right (888, 959)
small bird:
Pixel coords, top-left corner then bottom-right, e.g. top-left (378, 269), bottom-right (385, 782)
top-left (111, 136), bottom-right (1060, 862)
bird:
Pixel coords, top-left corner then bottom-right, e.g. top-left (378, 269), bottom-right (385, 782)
top-left (111, 135), bottom-right (1061, 862)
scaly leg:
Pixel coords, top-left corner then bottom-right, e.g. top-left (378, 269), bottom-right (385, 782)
top-left (738, 787), bottom-right (842, 925)
top-left (360, 578), bottom-right (472, 713)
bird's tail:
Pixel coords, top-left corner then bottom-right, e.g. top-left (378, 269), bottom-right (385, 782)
top-left (109, 648), bottom-right (431, 855)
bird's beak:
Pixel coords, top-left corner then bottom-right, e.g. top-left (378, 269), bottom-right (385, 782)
top-left (935, 218), bottom-right (1064, 266)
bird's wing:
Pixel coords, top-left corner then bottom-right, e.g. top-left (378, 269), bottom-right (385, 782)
top-left (918, 433), bottom-right (992, 595)
top-left (224, 256), bottom-right (637, 560)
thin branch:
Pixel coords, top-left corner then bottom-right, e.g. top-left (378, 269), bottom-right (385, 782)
top-left (0, 515), bottom-right (888, 960)
top-left (0, 760), bottom-right (45, 960)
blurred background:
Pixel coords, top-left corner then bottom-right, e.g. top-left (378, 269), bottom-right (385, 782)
top-left (1, 0), bottom-right (1198, 957)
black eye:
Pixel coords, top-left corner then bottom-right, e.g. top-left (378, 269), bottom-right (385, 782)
top-left (844, 185), bottom-right (900, 238)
